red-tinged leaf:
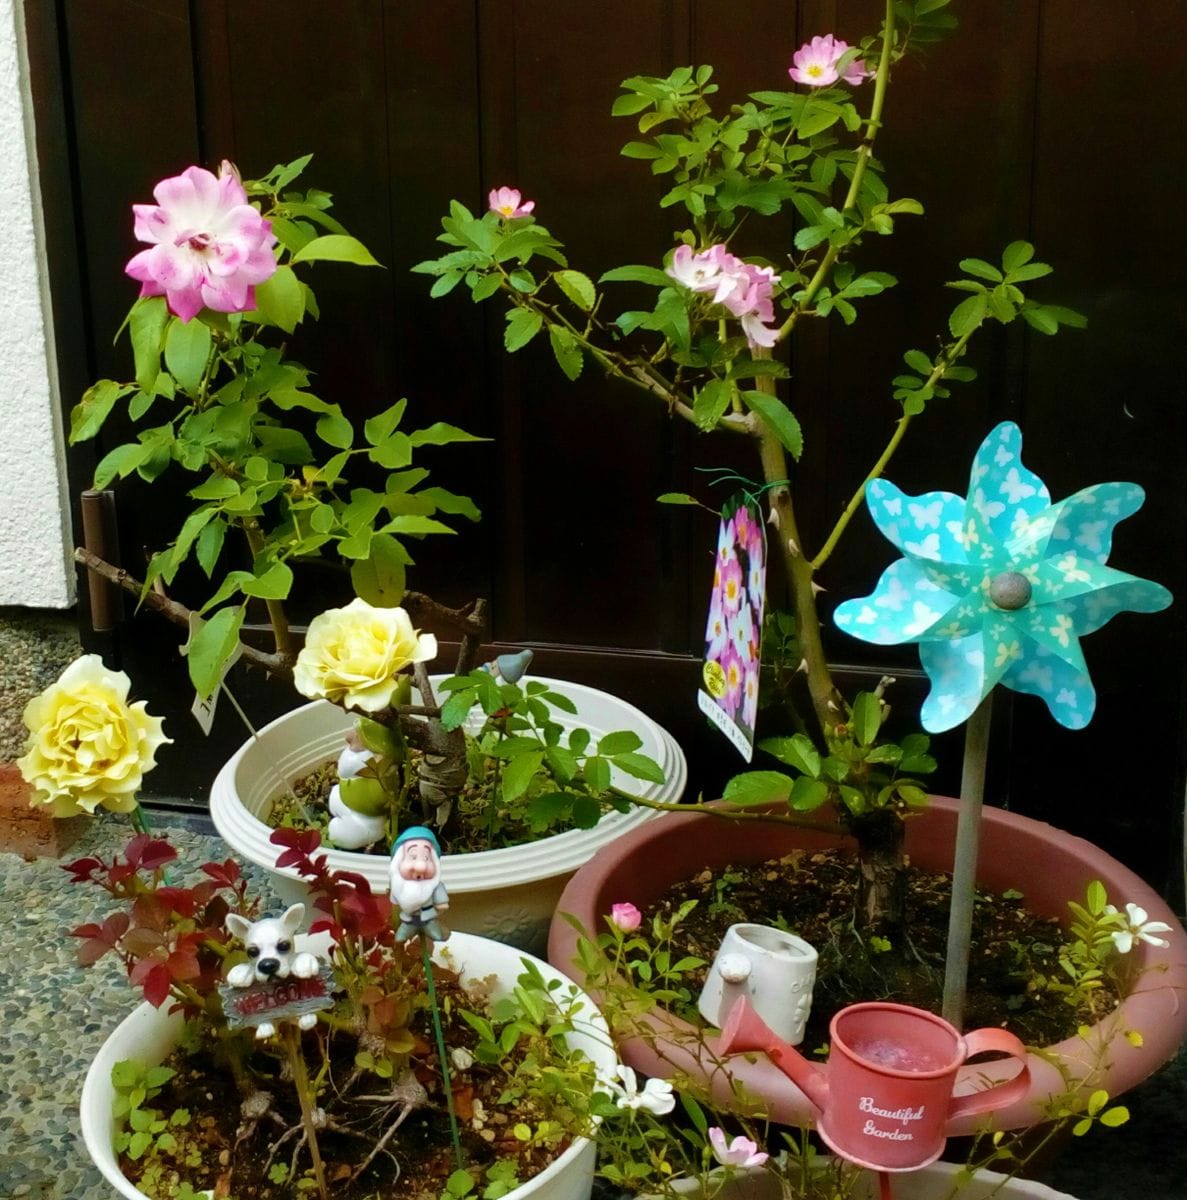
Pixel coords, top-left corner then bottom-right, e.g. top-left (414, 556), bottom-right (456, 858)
top-left (156, 887), bottom-right (197, 918)
top-left (201, 858), bottom-right (241, 888)
top-left (78, 938), bottom-right (114, 966)
top-left (61, 856), bottom-right (104, 883)
top-left (71, 922), bottom-right (103, 940)
top-left (166, 946), bottom-right (201, 981)
top-left (203, 896), bottom-right (230, 930)
top-left (269, 827), bottom-right (322, 854)
top-left (336, 870), bottom-right (373, 892)
top-left (123, 833), bottom-right (152, 865)
top-left (130, 957), bottom-right (172, 1008)
top-left (138, 839), bottom-right (177, 871)
top-left (123, 927), bottom-right (166, 957)
top-left (132, 893), bottom-right (170, 932)
top-left (308, 918), bottom-right (342, 940)
top-left (190, 880), bottom-right (217, 905)
top-left (109, 862), bottom-right (136, 887)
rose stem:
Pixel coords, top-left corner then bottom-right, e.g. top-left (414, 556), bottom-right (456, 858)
top-left (281, 1022), bottom-right (330, 1200)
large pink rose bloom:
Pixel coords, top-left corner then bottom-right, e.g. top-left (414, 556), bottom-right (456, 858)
top-left (126, 163), bottom-right (278, 322)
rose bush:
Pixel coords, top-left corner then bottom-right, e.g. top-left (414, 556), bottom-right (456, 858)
top-left (18, 655), bottom-right (170, 816)
top-left (293, 598), bottom-right (438, 713)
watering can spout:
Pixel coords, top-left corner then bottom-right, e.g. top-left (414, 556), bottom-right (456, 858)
top-left (718, 997), bottom-right (829, 1112)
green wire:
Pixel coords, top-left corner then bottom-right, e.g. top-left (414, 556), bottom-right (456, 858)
top-left (421, 934), bottom-right (464, 1168)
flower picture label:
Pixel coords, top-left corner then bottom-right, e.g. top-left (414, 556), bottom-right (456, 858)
top-left (699, 492), bottom-right (766, 761)
top-left (218, 962), bottom-right (337, 1031)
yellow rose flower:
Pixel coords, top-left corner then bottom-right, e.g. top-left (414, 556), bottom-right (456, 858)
top-left (294, 598), bottom-right (438, 712)
top-left (18, 654), bottom-right (171, 817)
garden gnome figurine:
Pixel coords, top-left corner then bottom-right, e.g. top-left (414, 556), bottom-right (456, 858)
top-left (389, 826), bottom-right (450, 942)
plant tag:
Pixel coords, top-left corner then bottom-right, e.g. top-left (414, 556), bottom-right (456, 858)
top-left (183, 612), bottom-right (244, 734)
top-left (219, 962), bottom-right (337, 1030)
top-left (699, 491), bottom-right (766, 761)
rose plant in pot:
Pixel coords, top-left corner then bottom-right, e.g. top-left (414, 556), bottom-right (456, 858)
top-left (411, 0), bottom-right (1187, 1124)
top-left (67, 155), bottom-right (686, 951)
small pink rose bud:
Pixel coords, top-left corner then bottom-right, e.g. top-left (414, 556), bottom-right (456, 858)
top-left (610, 902), bottom-right (642, 932)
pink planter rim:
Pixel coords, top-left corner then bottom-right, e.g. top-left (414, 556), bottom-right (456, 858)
top-left (547, 797), bottom-right (1187, 1133)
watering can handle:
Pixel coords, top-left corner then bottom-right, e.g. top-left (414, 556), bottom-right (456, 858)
top-left (945, 1027), bottom-right (1031, 1123)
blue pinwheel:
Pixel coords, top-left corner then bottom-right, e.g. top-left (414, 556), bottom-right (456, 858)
top-left (834, 421), bottom-right (1171, 733)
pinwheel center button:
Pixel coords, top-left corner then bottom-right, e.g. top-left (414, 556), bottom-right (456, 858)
top-left (988, 570), bottom-right (1032, 610)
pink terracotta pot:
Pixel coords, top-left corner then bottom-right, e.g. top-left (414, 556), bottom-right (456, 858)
top-left (547, 797), bottom-right (1187, 1133)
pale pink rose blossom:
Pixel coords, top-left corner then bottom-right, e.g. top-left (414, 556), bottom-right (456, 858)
top-left (789, 35), bottom-right (868, 88)
top-left (666, 244), bottom-right (780, 349)
top-left (610, 902), bottom-right (642, 932)
top-left (125, 162), bottom-right (277, 323)
top-left (488, 186), bottom-right (535, 219)
top-left (708, 1126), bottom-right (769, 1168)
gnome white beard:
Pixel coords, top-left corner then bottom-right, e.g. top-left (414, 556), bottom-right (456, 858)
top-left (392, 872), bottom-right (438, 915)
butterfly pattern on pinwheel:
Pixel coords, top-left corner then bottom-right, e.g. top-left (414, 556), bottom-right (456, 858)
top-left (833, 422), bottom-right (1171, 733)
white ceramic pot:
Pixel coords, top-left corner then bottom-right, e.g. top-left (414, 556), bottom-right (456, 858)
top-left (211, 677), bottom-right (687, 954)
top-left (82, 931), bottom-right (616, 1200)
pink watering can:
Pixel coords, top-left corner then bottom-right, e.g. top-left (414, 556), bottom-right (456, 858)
top-left (719, 997), bottom-right (1031, 1172)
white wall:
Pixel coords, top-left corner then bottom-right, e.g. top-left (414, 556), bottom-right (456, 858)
top-left (0, 0), bottom-right (73, 608)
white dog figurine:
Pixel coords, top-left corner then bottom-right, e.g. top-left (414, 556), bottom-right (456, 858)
top-left (225, 904), bottom-right (321, 1039)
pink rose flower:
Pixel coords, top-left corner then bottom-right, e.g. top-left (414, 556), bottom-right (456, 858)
top-left (666, 244), bottom-right (779, 349)
top-left (720, 556), bottom-right (745, 616)
top-left (708, 1127), bottom-right (770, 1168)
top-left (720, 644), bottom-right (745, 717)
top-left (125, 162), bottom-right (277, 323)
top-left (741, 666), bottom-right (760, 732)
top-left (610, 902), bottom-right (642, 932)
top-left (789, 35), bottom-right (869, 88)
top-left (488, 186), bottom-right (535, 219)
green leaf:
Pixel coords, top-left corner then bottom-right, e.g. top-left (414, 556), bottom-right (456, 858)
top-left (1099, 1106), bottom-right (1129, 1128)
top-left (1007, 262), bottom-right (1053, 283)
top-left (504, 308), bottom-right (544, 352)
top-left (242, 561), bottom-right (293, 600)
top-left (553, 269), bottom-right (596, 311)
top-left (949, 293), bottom-right (988, 338)
top-left (1001, 240), bottom-right (1034, 272)
top-left (851, 692), bottom-right (883, 746)
top-left (350, 533), bottom-right (408, 606)
top-left (408, 421), bottom-right (486, 448)
top-left (693, 379), bottom-right (731, 431)
top-left (742, 391), bottom-right (802, 459)
top-left (164, 318), bottom-right (212, 393)
top-left (958, 258), bottom-right (1002, 283)
top-left (70, 380), bottom-right (133, 444)
top-left (722, 770), bottom-right (792, 808)
top-left (903, 349), bottom-right (932, 375)
top-left (195, 518), bottom-right (226, 577)
top-left (599, 264), bottom-right (672, 288)
top-left (549, 326), bottom-right (583, 380)
top-left (418, 486), bottom-right (481, 521)
top-left (500, 751), bottom-right (545, 803)
top-left (93, 442), bottom-right (148, 490)
top-left (129, 297), bottom-right (168, 391)
top-left (790, 777), bottom-right (831, 811)
top-left (188, 606), bottom-right (244, 700)
top-left (613, 752), bottom-right (665, 784)
top-left (597, 729), bottom-right (642, 757)
top-left (316, 410), bottom-right (354, 449)
top-left (758, 734), bottom-right (820, 777)
top-left (584, 755), bottom-right (612, 792)
top-left (657, 492), bottom-right (700, 505)
top-left (365, 400), bottom-right (408, 446)
top-left (290, 234), bottom-right (381, 267)
top-left (253, 264), bottom-right (304, 332)
top-left (620, 140), bottom-right (664, 159)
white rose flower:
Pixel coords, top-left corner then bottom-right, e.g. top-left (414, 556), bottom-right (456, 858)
top-left (18, 654), bottom-right (170, 817)
top-left (294, 599), bottom-right (437, 712)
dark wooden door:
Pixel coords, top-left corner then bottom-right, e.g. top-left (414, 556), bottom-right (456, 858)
top-left (25, 1), bottom-right (1187, 898)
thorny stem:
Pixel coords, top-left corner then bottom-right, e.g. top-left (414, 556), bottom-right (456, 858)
top-left (281, 1023), bottom-right (330, 1200)
top-left (609, 786), bottom-right (843, 835)
top-left (243, 520), bottom-right (296, 665)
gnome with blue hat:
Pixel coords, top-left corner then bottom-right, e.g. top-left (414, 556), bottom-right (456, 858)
top-left (389, 826), bottom-right (450, 942)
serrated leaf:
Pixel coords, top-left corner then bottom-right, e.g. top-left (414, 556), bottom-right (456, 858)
top-left (584, 756), bottom-right (611, 792)
top-left (290, 234), bottom-right (380, 267)
top-left (949, 293), bottom-right (988, 338)
top-left (553, 269), bottom-right (596, 311)
top-left (504, 308), bottom-right (544, 352)
top-left (758, 734), bottom-right (820, 777)
top-left (549, 325), bottom-right (583, 380)
top-left (188, 606), bottom-right (244, 700)
top-left (693, 379), bottom-right (731, 431)
top-left (500, 751), bottom-right (544, 803)
top-left (350, 533), bottom-right (408, 606)
top-left (790, 777), bottom-right (830, 811)
top-left (1001, 240), bottom-right (1034, 272)
top-left (722, 770), bottom-right (792, 807)
top-left (613, 752), bottom-right (664, 784)
top-left (598, 730), bottom-right (643, 756)
top-left (71, 380), bottom-right (133, 444)
top-left (959, 258), bottom-right (1002, 283)
top-left (253, 264), bottom-right (304, 332)
top-left (1007, 262), bottom-right (1053, 283)
top-left (851, 692), bottom-right (882, 746)
top-left (129, 297), bottom-right (168, 391)
top-left (742, 391), bottom-right (802, 458)
top-left (164, 318), bottom-right (211, 393)
top-left (600, 264), bottom-right (672, 287)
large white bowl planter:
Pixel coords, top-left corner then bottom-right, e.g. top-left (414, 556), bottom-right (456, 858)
top-left (211, 677), bottom-right (687, 953)
top-left (82, 931), bottom-right (616, 1200)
